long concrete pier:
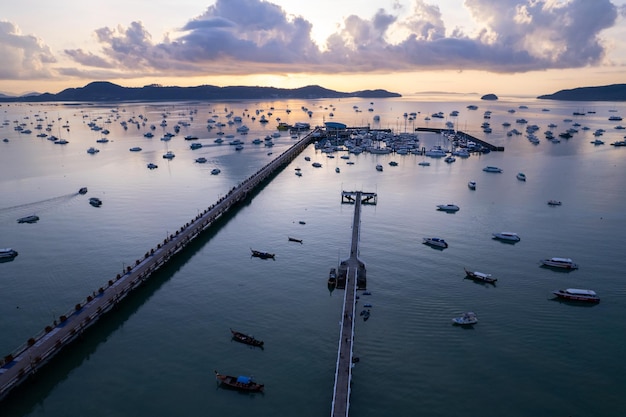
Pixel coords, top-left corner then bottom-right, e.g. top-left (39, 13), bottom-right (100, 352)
top-left (331, 191), bottom-right (373, 417)
top-left (0, 128), bottom-right (320, 402)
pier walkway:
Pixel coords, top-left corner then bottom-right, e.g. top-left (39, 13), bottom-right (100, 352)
top-left (0, 129), bottom-right (320, 402)
top-left (331, 191), bottom-right (373, 417)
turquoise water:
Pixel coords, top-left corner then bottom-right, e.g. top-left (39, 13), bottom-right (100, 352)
top-left (1, 95), bottom-right (626, 416)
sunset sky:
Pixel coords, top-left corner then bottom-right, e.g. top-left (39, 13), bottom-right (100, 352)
top-left (1, 0), bottom-right (625, 97)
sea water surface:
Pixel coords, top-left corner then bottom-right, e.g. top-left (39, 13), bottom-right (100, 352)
top-left (1, 94), bottom-right (626, 417)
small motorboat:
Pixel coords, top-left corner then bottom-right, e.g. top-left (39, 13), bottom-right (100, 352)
top-left (418, 161), bottom-right (430, 166)
top-left (230, 329), bottom-right (264, 347)
top-left (147, 163), bottom-right (158, 169)
top-left (162, 151), bottom-right (175, 159)
top-left (483, 166), bottom-right (502, 173)
top-left (129, 146), bottom-right (142, 152)
top-left (211, 168), bottom-right (221, 175)
top-left (464, 268), bottom-right (497, 284)
top-left (360, 309), bottom-right (371, 321)
top-left (375, 164), bottom-right (383, 171)
top-left (288, 237), bottom-right (303, 243)
top-left (468, 181), bottom-right (476, 190)
top-left (214, 371), bottom-right (264, 392)
top-left (541, 257), bottom-right (578, 270)
top-left (251, 249), bottom-right (275, 259)
top-left (452, 312), bottom-right (478, 325)
top-left (492, 232), bottom-right (521, 242)
top-left (436, 204), bottom-right (460, 212)
top-left (547, 200), bottom-right (562, 206)
top-left (17, 215), bottom-right (39, 224)
top-left (0, 248), bottom-right (19, 259)
top-left (423, 237), bottom-right (448, 248)
top-left (78, 187), bottom-right (88, 195)
top-left (517, 172), bottom-right (526, 181)
top-left (89, 197), bottom-right (102, 207)
top-left (328, 268), bottom-right (337, 290)
top-left (552, 288), bottom-right (600, 303)
top-left (195, 157), bottom-right (207, 163)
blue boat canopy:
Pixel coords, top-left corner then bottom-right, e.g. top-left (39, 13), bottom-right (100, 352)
top-left (237, 376), bottom-right (251, 384)
top-left (325, 122), bottom-right (347, 130)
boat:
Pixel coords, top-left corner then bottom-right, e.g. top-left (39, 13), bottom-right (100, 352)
top-left (389, 161), bottom-right (398, 166)
top-left (418, 161), bottom-right (430, 166)
top-left (541, 257), bottom-right (578, 269)
top-left (86, 147), bottom-right (100, 154)
top-left (17, 215), bottom-right (39, 224)
top-left (78, 187), bottom-right (88, 195)
top-left (328, 268), bottom-right (337, 289)
top-left (464, 268), bottom-right (497, 283)
top-left (214, 371), bottom-right (264, 392)
top-left (89, 197), bottom-right (102, 207)
top-left (361, 309), bottom-right (371, 321)
top-left (517, 172), bottom-right (526, 181)
top-left (147, 163), bottom-right (158, 169)
top-left (483, 166), bottom-right (502, 173)
top-left (547, 200), bottom-right (562, 206)
top-left (375, 164), bottom-right (383, 171)
top-left (288, 237), bottom-right (303, 243)
top-left (129, 146), bottom-right (142, 152)
top-left (211, 168), bottom-right (221, 175)
top-left (468, 181), bottom-right (476, 190)
top-left (251, 249), bottom-right (275, 259)
top-left (190, 143), bottom-right (203, 150)
top-left (195, 157), bottom-right (207, 163)
top-left (423, 237), bottom-right (448, 248)
top-left (552, 288), bottom-right (600, 303)
top-left (162, 151), bottom-right (175, 159)
top-left (335, 167), bottom-right (340, 173)
top-left (0, 248), bottom-right (18, 259)
top-left (492, 232), bottom-right (521, 242)
top-left (444, 156), bottom-right (456, 163)
top-left (436, 204), bottom-right (460, 212)
top-left (452, 312), bottom-right (478, 325)
top-left (312, 162), bottom-right (322, 168)
top-left (230, 329), bottom-right (264, 347)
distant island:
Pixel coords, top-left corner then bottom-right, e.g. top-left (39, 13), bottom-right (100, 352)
top-left (0, 81), bottom-right (401, 103)
top-left (480, 93), bottom-right (498, 101)
top-left (538, 84), bottom-right (626, 101)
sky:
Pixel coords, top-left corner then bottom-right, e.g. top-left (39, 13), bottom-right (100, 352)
top-left (1, 0), bottom-right (626, 97)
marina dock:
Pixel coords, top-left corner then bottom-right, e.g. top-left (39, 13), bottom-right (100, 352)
top-left (0, 129), bottom-right (320, 402)
top-left (331, 191), bottom-right (373, 417)
top-left (415, 127), bottom-right (505, 151)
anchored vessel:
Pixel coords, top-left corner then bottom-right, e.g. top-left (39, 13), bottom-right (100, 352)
top-left (230, 329), bottom-right (264, 347)
top-left (552, 288), bottom-right (599, 303)
top-left (541, 257), bottom-right (578, 269)
top-left (215, 371), bottom-right (264, 392)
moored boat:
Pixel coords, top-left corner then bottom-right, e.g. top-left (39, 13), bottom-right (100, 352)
top-left (89, 197), bottom-right (102, 207)
top-left (468, 181), bottom-right (476, 190)
top-left (547, 200), bottom-right (562, 206)
top-left (215, 370), bottom-right (264, 392)
top-left (436, 204), bottom-right (460, 212)
top-left (251, 249), bottom-right (275, 259)
top-left (483, 166), bottom-right (502, 173)
top-left (452, 312), bottom-right (477, 325)
top-left (328, 268), bottom-right (337, 289)
top-left (288, 236), bottom-right (303, 243)
top-left (552, 288), bottom-right (600, 303)
top-left (492, 232), bottom-right (521, 242)
top-left (423, 237), bottom-right (448, 248)
top-left (517, 172), bottom-right (526, 181)
top-left (78, 187), bottom-right (88, 195)
top-left (0, 248), bottom-right (19, 259)
top-left (17, 215), bottom-right (39, 224)
top-left (230, 329), bottom-right (264, 347)
top-left (541, 257), bottom-right (578, 269)
top-left (464, 268), bottom-right (497, 283)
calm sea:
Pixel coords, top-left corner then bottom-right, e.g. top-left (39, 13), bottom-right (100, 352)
top-left (1, 94), bottom-right (625, 417)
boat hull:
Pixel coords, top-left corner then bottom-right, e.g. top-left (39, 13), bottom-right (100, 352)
top-left (553, 290), bottom-right (599, 303)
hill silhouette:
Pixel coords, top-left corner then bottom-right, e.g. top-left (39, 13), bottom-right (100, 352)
top-left (0, 81), bottom-right (401, 102)
top-left (538, 84), bottom-right (626, 101)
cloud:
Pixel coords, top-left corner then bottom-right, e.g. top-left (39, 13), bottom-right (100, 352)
top-left (57, 0), bottom-right (621, 78)
top-left (0, 20), bottom-right (56, 79)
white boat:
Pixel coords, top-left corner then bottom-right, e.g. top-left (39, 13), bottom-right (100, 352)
top-left (436, 204), bottom-right (460, 212)
top-left (468, 181), bottom-right (476, 190)
top-left (452, 312), bottom-right (477, 325)
top-left (375, 164), bottom-right (383, 171)
top-left (464, 269), bottom-right (497, 283)
top-left (211, 168), bottom-right (221, 175)
top-left (483, 166), bottom-right (502, 173)
top-left (425, 146), bottom-right (447, 158)
top-left (0, 248), bottom-right (18, 259)
top-left (423, 237), bottom-right (448, 248)
top-left (552, 288), bottom-right (600, 303)
top-left (492, 232), bottom-right (520, 242)
top-left (541, 257), bottom-right (578, 269)
top-left (516, 172), bottom-right (526, 181)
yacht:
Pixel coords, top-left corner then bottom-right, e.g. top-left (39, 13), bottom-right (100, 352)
top-left (492, 232), bottom-right (521, 242)
top-left (436, 204), bottom-right (460, 212)
top-left (483, 166), bottom-right (502, 173)
top-left (552, 288), bottom-right (599, 303)
top-left (422, 237), bottom-right (448, 248)
top-left (541, 257), bottom-right (578, 269)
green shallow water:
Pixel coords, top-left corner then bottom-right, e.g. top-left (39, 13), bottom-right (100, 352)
top-left (1, 96), bottom-right (626, 416)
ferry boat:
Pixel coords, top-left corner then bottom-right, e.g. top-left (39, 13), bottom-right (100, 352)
top-left (214, 371), bottom-right (264, 392)
top-left (541, 257), bottom-right (578, 269)
top-left (552, 288), bottom-right (600, 303)
top-left (492, 232), bottom-right (521, 242)
top-left (423, 237), bottom-right (448, 248)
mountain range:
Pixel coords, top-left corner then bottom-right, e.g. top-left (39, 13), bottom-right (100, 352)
top-left (537, 84), bottom-right (626, 101)
top-left (0, 81), bottom-right (401, 102)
